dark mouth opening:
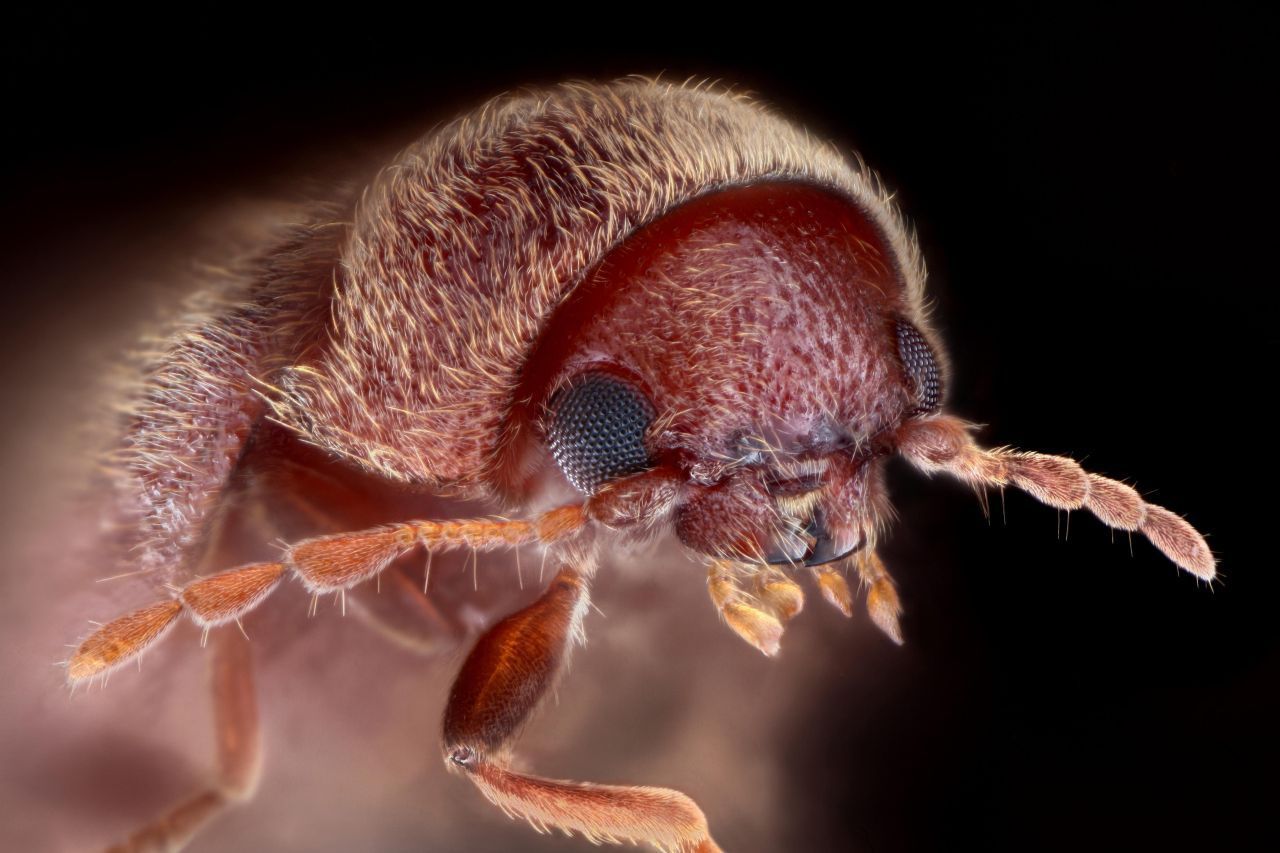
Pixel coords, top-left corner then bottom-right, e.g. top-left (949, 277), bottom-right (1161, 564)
top-left (764, 509), bottom-right (865, 568)
top-left (765, 538), bottom-right (864, 568)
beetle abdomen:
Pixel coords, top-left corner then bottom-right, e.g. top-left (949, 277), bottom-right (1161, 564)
top-left (271, 77), bottom-right (927, 494)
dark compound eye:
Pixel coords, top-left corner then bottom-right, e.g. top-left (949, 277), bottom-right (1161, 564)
top-left (895, 319), bottom-right (943, 415)
top-left (547, 372), bottom-right (656, 495)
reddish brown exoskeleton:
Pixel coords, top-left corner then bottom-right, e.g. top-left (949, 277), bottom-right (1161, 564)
top-left (66, 77), bottom-right (1215, 852)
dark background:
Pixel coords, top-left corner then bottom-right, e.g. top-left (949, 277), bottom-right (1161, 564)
top-left (3, 9), bottom-right (1273, 852)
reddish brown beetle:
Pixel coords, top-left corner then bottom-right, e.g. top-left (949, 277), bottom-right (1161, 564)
top-left (65, 77), bottom-right (1214, 852)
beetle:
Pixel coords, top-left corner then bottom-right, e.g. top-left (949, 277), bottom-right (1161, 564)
top-left (65, 76), bottom-right (1214, 852)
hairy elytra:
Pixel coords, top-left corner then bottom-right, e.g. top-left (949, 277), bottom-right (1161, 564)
top-left (66, 77), bottom-right (1213, 852)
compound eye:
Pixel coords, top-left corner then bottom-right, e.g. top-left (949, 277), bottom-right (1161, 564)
top-left (547, 372), bottom-right (656, 495)
top-left (895, 319), bottom-right (943, 415)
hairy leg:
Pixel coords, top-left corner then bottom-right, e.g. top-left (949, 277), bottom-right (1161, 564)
top-left (444, 565), bottom-right (721, 852)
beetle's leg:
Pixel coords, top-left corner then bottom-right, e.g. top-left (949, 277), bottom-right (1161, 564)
top-left (67, 505), bottom-right (587, 683)
top-left (443, 563), bottom-right (721, 853)
top-left (851, 550), bottom-right (904, 644)
top-left (106, 628), bottom-right (259, 852)
top-left (707, 560), bottom-right (786, 657)
top-left (896, 415), bottom-right (1215, 579)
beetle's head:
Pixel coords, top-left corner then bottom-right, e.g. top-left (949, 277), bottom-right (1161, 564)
top-left (521, 182), bottom-right (944, 567)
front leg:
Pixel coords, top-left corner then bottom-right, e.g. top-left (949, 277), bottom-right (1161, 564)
top-left (442, 565), bottom-right (721, 853)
